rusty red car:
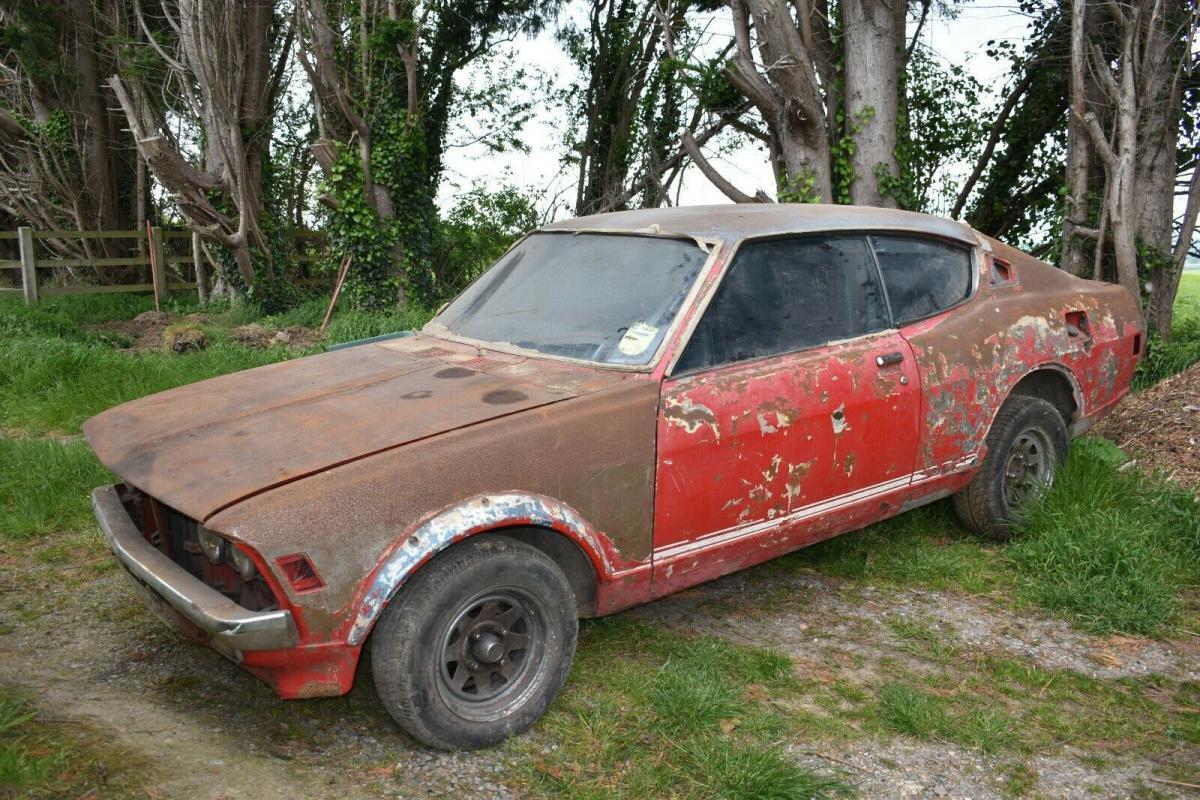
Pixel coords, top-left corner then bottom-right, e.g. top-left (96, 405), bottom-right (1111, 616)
top-left (85, 205), bottom-right (1142, 749)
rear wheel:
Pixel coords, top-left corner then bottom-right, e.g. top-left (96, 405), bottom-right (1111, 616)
top-left (370, 536), bottom-right (577, 750)
top-left (952, 395), bottom-right (1068, 541)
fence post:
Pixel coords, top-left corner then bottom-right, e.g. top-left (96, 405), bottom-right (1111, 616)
top-left (150, 226), bottom-right (167, 304)
top-left (17, 226), bottom-right (37, 304)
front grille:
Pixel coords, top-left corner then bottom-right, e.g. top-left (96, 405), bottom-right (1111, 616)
top-left (164, 506), bottom-right (203, 575)
top-left (120, 487), bottom-right (279, 612)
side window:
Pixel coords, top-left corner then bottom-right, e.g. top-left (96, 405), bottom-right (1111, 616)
top-left (870, 235), bottom-right (973, 324)
top-left (676, 236), bottom-right (890, 372)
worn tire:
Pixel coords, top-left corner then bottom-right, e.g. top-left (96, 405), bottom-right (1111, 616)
top-left (952, 395), bottom-right (1068, 541)
top-left (370, 536), bottom-right (577, 750)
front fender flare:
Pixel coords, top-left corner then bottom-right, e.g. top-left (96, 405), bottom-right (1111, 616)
top-left (345, 492), bottom-right (623, 645)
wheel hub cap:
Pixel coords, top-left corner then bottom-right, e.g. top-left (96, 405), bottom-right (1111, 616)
top-left (473, 631), bottom-right (504, 663)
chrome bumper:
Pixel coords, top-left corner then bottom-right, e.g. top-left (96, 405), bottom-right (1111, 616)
top-left (91, 485), bottom-right (298, 652)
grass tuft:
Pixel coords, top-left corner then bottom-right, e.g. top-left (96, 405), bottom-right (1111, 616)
top-left (679, 739), bottom-right (851, 800)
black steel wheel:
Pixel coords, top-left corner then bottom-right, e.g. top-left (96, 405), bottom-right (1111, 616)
top-left (953, 395), bottom-right (1068, 541)
top-left (370, 536), bottom-right (577, 749)
top-left (1002, 429), bottom-right (1055, 509)
top-left (436, 590), bottom-right (548, 720)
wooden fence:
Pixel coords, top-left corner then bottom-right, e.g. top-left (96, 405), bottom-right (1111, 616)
top-left (0, 227), bottom-right (328, 304)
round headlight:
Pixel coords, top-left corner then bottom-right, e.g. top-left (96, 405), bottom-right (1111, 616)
top-left (197, 527), bottom-right (226, 562)
top-left (229, 545), bottom-right (256, 582)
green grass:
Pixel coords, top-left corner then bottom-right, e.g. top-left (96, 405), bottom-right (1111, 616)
top-left (1174, 272), bottom-right (1200, 327)
top-left (1133, 272), bottom-right (1200, 389)
top-left (1008, 437), bottom-right (1200, 635)
top-left (517, 618), bottom-right (849, 800)
top-left (0, 292), bottom-right (431, 543)
top-left (0, 293), bottom-right (432, 436)
top-left (0, 336), bottom-right (294, 435)
top-left (790, 502), bottom-right (1004, 595)
top-left (0, 437), bottom-right (113, 539)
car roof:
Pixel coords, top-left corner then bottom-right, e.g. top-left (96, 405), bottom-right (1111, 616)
top-left (540, 204), bottom-right (979, 246)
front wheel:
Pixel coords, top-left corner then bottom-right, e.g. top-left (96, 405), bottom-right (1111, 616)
top-left (952, 395), bottom-right (1068, 541)
top-left (370, 536), bottom-right (578, 749)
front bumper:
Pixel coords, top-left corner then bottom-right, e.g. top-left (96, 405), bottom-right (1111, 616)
top-left (91, 484), bottom-right (298, 653)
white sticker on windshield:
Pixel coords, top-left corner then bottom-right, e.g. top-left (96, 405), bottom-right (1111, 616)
top-left (618, 321), bottom-right (659, 356)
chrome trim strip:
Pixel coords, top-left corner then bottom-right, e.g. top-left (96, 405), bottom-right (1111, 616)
top-left (92, 485), bottom-right (297, 652)
top-left (655, 473), bottom-right (914, 560)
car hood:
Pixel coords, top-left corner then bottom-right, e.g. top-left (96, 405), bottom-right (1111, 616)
top-left (83, 336), bottom-right (611, 523)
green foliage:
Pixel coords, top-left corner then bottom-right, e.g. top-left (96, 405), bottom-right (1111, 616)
top-left (1133, 327), bottom-right (1200, 390)
top-left (435, 184), bottom-right (537, 295)
top-left (777, 169), bottom-right (821, 204)
top-left (830, 106), bottom-right (875, 205)
top-left (311, 0), bottom-right (555, 307)
top-left (0, 2), bottom-right (72, 89)
top-left (692, 54), bottom-right (743, 113)
top-left (963, 6), bottom-right (1070, 249)
top-left (897, 49), bottom-right (983, 214)
top-left (1008, 437), bottom-right (1200, 635)
top-left (321, 126), bottom-right (437, 309)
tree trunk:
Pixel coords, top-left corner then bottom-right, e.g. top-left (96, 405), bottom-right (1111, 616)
top-left (1060, 0), bottom-right (1097, 276)
top-left (725, 0), bottom-right (832, 202)
top-left (842, 0), bottom-right (905, 207)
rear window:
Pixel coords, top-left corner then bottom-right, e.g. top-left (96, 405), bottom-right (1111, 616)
top-left (870, 236), bottom-right (973, 323)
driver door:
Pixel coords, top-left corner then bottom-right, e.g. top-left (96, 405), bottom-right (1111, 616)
top-left (652, 234), bottom-right (922, 589)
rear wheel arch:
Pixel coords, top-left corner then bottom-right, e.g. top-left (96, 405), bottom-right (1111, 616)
top-left (1006, 365), bottom-right (1081, 429)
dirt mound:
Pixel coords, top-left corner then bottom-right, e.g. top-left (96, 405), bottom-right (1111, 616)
top-left (1093, 362), bottom-right (1200, 492)
top-left (234, 322), bottom-right (321, 350)
top-left (88, 312), bottom-right (178, 351)
top-left (234, 322), bottom-right (272, 347)
top-left (164, 324), bottom-right (207, 353)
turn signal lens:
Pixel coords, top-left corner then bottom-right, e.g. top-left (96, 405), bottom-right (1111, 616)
top-left (197, 527), bottom-right (227, 562)
top-left (277, 554), bottom-right (324, 593)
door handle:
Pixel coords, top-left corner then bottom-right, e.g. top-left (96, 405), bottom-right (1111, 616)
top-left (876, 351), bottom-right (904, 368)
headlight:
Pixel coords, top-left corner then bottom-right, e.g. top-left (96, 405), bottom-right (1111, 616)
top-left (228, 545), bottom-right (256, 582)
top-left (197, 527), bottom-right (227, 562)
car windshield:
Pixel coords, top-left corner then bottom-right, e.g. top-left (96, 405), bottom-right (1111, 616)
top-left (428, 231), bottom-right (710, 366)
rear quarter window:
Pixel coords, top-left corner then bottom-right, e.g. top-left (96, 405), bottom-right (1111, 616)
top-left (870, 236), bottom-right (973, 324)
